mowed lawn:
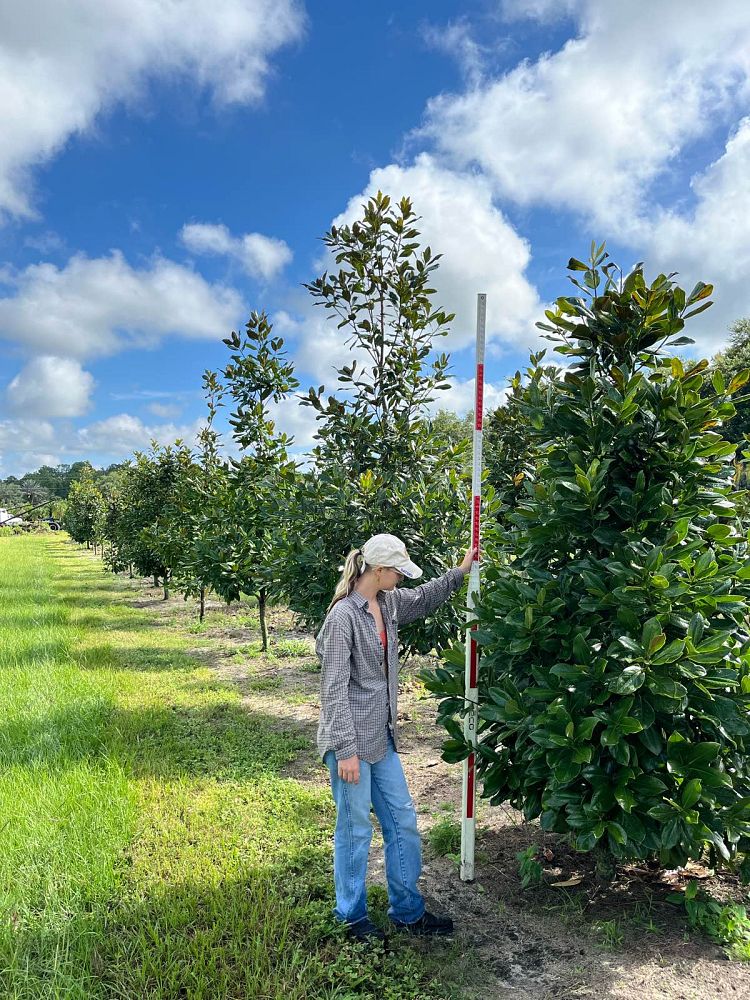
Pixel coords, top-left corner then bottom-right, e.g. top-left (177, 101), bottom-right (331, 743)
top-left (0, 535), bottom-right (469, 1000)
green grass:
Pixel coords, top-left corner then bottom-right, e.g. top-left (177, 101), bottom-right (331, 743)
top-left (427, 818), bottom-right (462, 857)
top-left (246, 675), bottom-right (284, 692)
top-left (273, 638), bottom-right (315, 658)
top-left (591, 917), bottom-right (624, 951)
top-left (0, 536), bottom-right (472, 999)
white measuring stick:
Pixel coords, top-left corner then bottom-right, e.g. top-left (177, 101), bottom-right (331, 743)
top-left (461, 293), bottom-right (486, 883)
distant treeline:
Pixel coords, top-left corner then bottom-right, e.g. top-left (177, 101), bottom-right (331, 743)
top-left (0, 461), bottom-right (128, 512)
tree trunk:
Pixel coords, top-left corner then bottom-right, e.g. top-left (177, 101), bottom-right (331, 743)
top-left (259, 587), bottom-right (268, 652)
top-left (129, 563), bottom-right (134, 579)
top-left (199, 586), bottom-right (206, 622)
top-left (153, 575), bottom-right (159, 588)
top-left (163, 570), bottom-right (169, 601)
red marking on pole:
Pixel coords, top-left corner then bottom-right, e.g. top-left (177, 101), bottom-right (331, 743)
top-left (475, 364), bottom-right (484, 430)
top-left (470, 632), bottom-right (478, 687)
top-left (466, 752), bottom-right (475, 819)
top-left (472, 494), bottom-right (481, 549)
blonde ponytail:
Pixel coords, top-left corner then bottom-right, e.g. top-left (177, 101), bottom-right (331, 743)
top-left (327, 548), bottom-right (365, 613)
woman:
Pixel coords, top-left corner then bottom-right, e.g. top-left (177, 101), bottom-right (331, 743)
top-left (316, 532), bottom-right (476, 942)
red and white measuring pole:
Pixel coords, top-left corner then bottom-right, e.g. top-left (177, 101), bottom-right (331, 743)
top-left (461, 292), bottom-right (486, 883)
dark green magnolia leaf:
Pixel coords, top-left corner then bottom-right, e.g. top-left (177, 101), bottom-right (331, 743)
top-left (681, 778), bottom-right (702, 809)
top-left (608, 666), bottom-right (646, 694)
top-left (576, 717), bottom-right (599, 741)
top-left (607, 822), bottom-right (628, 845)
top-left (573, 831), bottom-right (598, 852)
top-left (661, 817), bottom-right (682, 850)
top-left (620, 717), bottom-right (645, 735)
top-left (651, 639), bottom-right (685, 664)
top-left (638, 727), bottom-right (664, 755)
top-left (634, 774), bottom-right (669, 796)
top-left (647, 676), bottom-right (688, 700)
top-left (618, 636), bottom-right (642, 655)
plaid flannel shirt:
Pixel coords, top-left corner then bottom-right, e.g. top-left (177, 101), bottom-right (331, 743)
top-left (316, 567), bottom-right (465, 764)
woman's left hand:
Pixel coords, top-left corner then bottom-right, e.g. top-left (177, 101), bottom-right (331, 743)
top-left (459, 545), bottom-right (479, 576)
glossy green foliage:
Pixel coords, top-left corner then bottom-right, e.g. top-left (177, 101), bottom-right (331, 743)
top-left (194, 313), bottom-right (299, 641)
top-left (282, 192), bottom-right (471, 655)
top-left (62, 469), bottom-right (106, 547)
top-left (423, 246), bottom-right (750, 871)
top-left (109, 445), bottom-right (189, 583)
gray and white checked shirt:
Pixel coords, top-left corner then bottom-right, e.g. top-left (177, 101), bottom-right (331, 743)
top-left (316, 567), bottom-right (465, 764)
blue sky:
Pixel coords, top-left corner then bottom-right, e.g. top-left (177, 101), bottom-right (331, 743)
top-left (0, 1), bottom-right (749, 476)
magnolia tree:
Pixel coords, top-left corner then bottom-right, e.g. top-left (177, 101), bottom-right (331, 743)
top-left (173, 372), bottom-right (230, 621)
top-left (425, 248), bottom-right (750, 875)
top-left (100, 446), bottom-right (186, 597)
top-left (281, 192), bottom-right (470, 656)
top-left (483, 384), bottom-right (539, 516)
top-left (63, 470), bottom-right (106, 550)
top-left (197, 312), bottom-right (299, 650)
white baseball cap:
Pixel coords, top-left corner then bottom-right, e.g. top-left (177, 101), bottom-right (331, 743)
top-left (361, 533), bottom-right (423, 579)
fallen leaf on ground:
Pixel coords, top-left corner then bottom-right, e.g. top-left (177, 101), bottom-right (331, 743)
top-left (551, 876), bottom-right (584, 888)
top-left (425, 759), bottom-right (440, 767)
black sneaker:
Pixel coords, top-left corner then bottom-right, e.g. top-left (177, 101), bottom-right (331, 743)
top-left (390, 910), bottom-right (454, 936)
top-left (345, 917), bottom-right (386, 942)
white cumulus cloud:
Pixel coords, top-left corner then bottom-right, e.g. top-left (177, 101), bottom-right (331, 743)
top-left (181, 223), bottom-right (292, 281)
top-left (330, 155), bottom-right (543, 357)
top-left (272, 307), bottom-right (372, 385)
top-left (147, 401), bottom-right (184, 420)
top-left (630, 117), bottom-right (750, 356)
top-left (0, 251), bottom-right (244, 359)
top-left (76, 413), bottom-right (205, 457)
top-left (0, 0), bottom-right (305, 219)
top-left (424, 3), bottom-right (750, 234)
top-left (0, 410), bottom-right (211, 477)
top-left (6, 355), bottom-right (95, 417)
top-left (431, 377), bottom-right (510, 418)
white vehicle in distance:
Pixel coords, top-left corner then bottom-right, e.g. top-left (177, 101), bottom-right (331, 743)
top-left (0, 508), bottom-right (25, 527)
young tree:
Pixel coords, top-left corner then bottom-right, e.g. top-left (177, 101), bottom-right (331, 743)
top-left (429, 409), bottom-right (473, 477)
top-left (282, 192), bottom-right (471, 656)
top-left (173, 371), bottom-right (230, 622)
top-left (100, 471), bottom-right (132, 574)
top-left (63, 471), bottom-right (106, 549)
top-left (711, 318), bottom-right (750, 448)
top-left (103, 447), bottom-right (186, 596)
top-left (483, 383), bottom-right (539, 515)
top-left (197, 312), bottom-right (299, 649)
top-left (424, 248), bottom-right (750, 875)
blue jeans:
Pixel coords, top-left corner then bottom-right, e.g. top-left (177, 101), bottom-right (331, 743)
top-left (324, 727), bottom-right (426, 925)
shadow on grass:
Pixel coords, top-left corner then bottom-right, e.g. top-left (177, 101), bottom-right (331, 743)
top-left (0, 840), bottom-right (476, 1000)
top-left (0, 696), bottom-right (314, 783)
top-left (76, 641), bottom-right (213, 672)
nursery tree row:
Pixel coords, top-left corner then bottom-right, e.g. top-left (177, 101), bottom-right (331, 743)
top-left (63, 197), bottom-right (750, 881)
top-left (65, 193), bottom-right (498, 654)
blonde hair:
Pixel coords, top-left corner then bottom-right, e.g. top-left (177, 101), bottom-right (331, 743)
top-left (327, 548), bottom-right (365, 613)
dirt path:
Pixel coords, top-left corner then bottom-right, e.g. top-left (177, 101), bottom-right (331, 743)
top-left (120, 573), bottom-right (748, 1000)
